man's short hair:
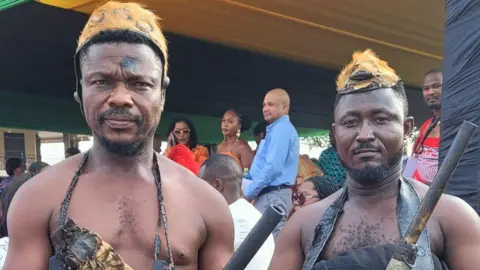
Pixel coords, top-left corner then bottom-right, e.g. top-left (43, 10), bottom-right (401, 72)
top-left (425, 68), bottom-right (442, 77)
top-left (78, 29), bottom-right (164, 71)
top-left (334, 85), bottom-right (409, 117)
top-left (5, 158), bottom-right (23, 177)
top-left (254, 121), bottom-right (268, 137)
top-left (65, 147), bottom-right (81, 156)
top-left (199, 154), bottom-right (242, 185)
top-left (28, 161), bottom-right (49, 177)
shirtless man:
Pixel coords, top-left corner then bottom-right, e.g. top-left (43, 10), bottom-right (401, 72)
top-left (269, 50), bottom-right (480, 270)
top-left (4, 2), bottom-right (233, 269)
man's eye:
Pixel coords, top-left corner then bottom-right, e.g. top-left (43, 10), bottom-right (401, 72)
top-left (343, 120), bottom-right (357, 126)
top-left (132, 81), bottom-right (152, 88)
top-left (93, 80), bottom-right (108, 85)
top-left (375, 117), bottom-right (389, 124)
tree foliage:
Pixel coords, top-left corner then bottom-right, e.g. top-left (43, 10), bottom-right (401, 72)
top-left (301, 134), bottom-right (331, 149)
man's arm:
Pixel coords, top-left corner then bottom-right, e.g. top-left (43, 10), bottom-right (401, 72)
top-left (198, 188), bottom-right (234, 270)
top-left (3, 179), bottom-right (52, 269)
top-left (441, 195), bottom-right (480, 269)
top-left (245, 127), bottom-right (290, 200)
top-left (268, 207), bottom-right (305, 270)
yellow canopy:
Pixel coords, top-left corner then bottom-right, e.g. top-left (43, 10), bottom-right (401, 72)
top-left (38, 0), bottom-right (444, 87)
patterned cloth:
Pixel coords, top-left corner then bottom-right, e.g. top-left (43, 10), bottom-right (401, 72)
top-left (0, 177), bottom-right (12, 199)
top-left (0, 237), bottom-right (7, 269)
top-left (412, 118), bottom-right (439, 184)
top-left (317, 147), bottom-right (346, 185)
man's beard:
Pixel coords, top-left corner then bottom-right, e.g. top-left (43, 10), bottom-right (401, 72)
top-left (343, 149), bottom-right (403, 186)
top-left (427, 103), bottom-right (441, 110)
top-left (97, 133), bottom-right (149, 157)
top-left (95, 107), bottom-right (156, 157)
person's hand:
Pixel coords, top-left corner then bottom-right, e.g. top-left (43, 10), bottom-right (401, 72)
top-left (167, 132), bottom-right (175, 147)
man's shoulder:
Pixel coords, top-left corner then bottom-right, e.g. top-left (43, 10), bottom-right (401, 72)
top-left (158, 154), bottom-right (225, 204)
top-left (408, 178), bottom-right (479, 229)
top-left (8, 156), bottom-right (81, 223)
top-left (301, 189), bottom-right (342, 218)
top-left (295, 189), bottom-right (343, 230)
top-left (22, 156), bottom-right (82, 193)
top-left (159, 154), bottom-right (205, 186)
top-left (284, 190), bottom-right (343, 252)
top-left (272, 117), bottom-right (296, 132)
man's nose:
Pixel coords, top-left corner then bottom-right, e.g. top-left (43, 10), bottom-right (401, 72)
top-left (424, 87), bottom-right (435, 95)
top-left (107, 84), bottom-right (134, 108)
top-left (356, 121), bottom-right (375, 142)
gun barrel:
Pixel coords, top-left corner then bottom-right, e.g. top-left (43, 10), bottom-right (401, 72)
top-left (224, 204), bottom-right (284, 270)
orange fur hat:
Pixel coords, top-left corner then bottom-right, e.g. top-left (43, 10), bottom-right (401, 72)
top-left (77, 1), bottom-right (168, 74)
top-left (336, 49), bottom-right (401, 94)
top-left (73, 1), bottom-right (169, 111)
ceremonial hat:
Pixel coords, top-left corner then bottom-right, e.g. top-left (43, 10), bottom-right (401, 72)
top-left (73, 1), bottom-right (169, 111)
top-left (336, 49), bottom-right (402, 95)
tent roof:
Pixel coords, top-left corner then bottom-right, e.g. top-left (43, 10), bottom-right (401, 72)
top-left (38, 0), bottom-right (444, 86)
top-left (0, 1), bottom-right (433, 142)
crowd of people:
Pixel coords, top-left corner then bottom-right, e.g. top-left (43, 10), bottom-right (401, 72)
top-left (0, 1), bottom-right (479, 270)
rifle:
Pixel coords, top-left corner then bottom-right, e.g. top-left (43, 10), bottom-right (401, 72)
top-left (385, 120), bottom-right (477, 270)
top-left (224, 204), bottom-right (284, 270)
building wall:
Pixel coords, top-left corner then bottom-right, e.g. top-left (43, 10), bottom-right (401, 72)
top-left (0, 128), bottom-right (37, 176)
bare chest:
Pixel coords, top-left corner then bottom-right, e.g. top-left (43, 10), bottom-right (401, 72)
top-left (49, 177), bottom-right (205, 269)
top-left (321, 204), bottom-right (401, 259)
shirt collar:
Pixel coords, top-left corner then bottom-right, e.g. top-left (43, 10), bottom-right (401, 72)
top-left (267, 115), bottom-right (289, 131)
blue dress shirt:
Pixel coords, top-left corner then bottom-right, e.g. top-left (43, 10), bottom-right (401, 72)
top-left (245, 115), bottom-right (299, 200)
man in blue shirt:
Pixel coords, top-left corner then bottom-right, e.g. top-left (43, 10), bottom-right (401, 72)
top-left (245, 88), bottom-right (299, 239)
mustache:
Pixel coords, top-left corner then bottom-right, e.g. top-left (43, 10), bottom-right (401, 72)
top-left (355, 142), bottom-right (377, 152)
top-left (98, 107), bottom-right (143, 127)
top-left (426, 94), bottom-right (438, 100)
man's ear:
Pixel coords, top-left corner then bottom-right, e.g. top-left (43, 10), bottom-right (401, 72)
top-left (74, 91), bottom-right (80, 104)
top-left (163, 76), bottom-right (170, 90)
top-left (215, 178), bottom-right (224, 191)
top-left (331, 123), bottom-right (336, 138)
top-left (160, 76), bottom-right (170, 112)
top-left (404, 116), bottom-right (414, 139)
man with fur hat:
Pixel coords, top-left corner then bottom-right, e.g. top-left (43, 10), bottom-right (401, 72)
top-left (3, 2), bottom-right (233, 269)
top-left (268, 50), bottom-right (480, 270)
